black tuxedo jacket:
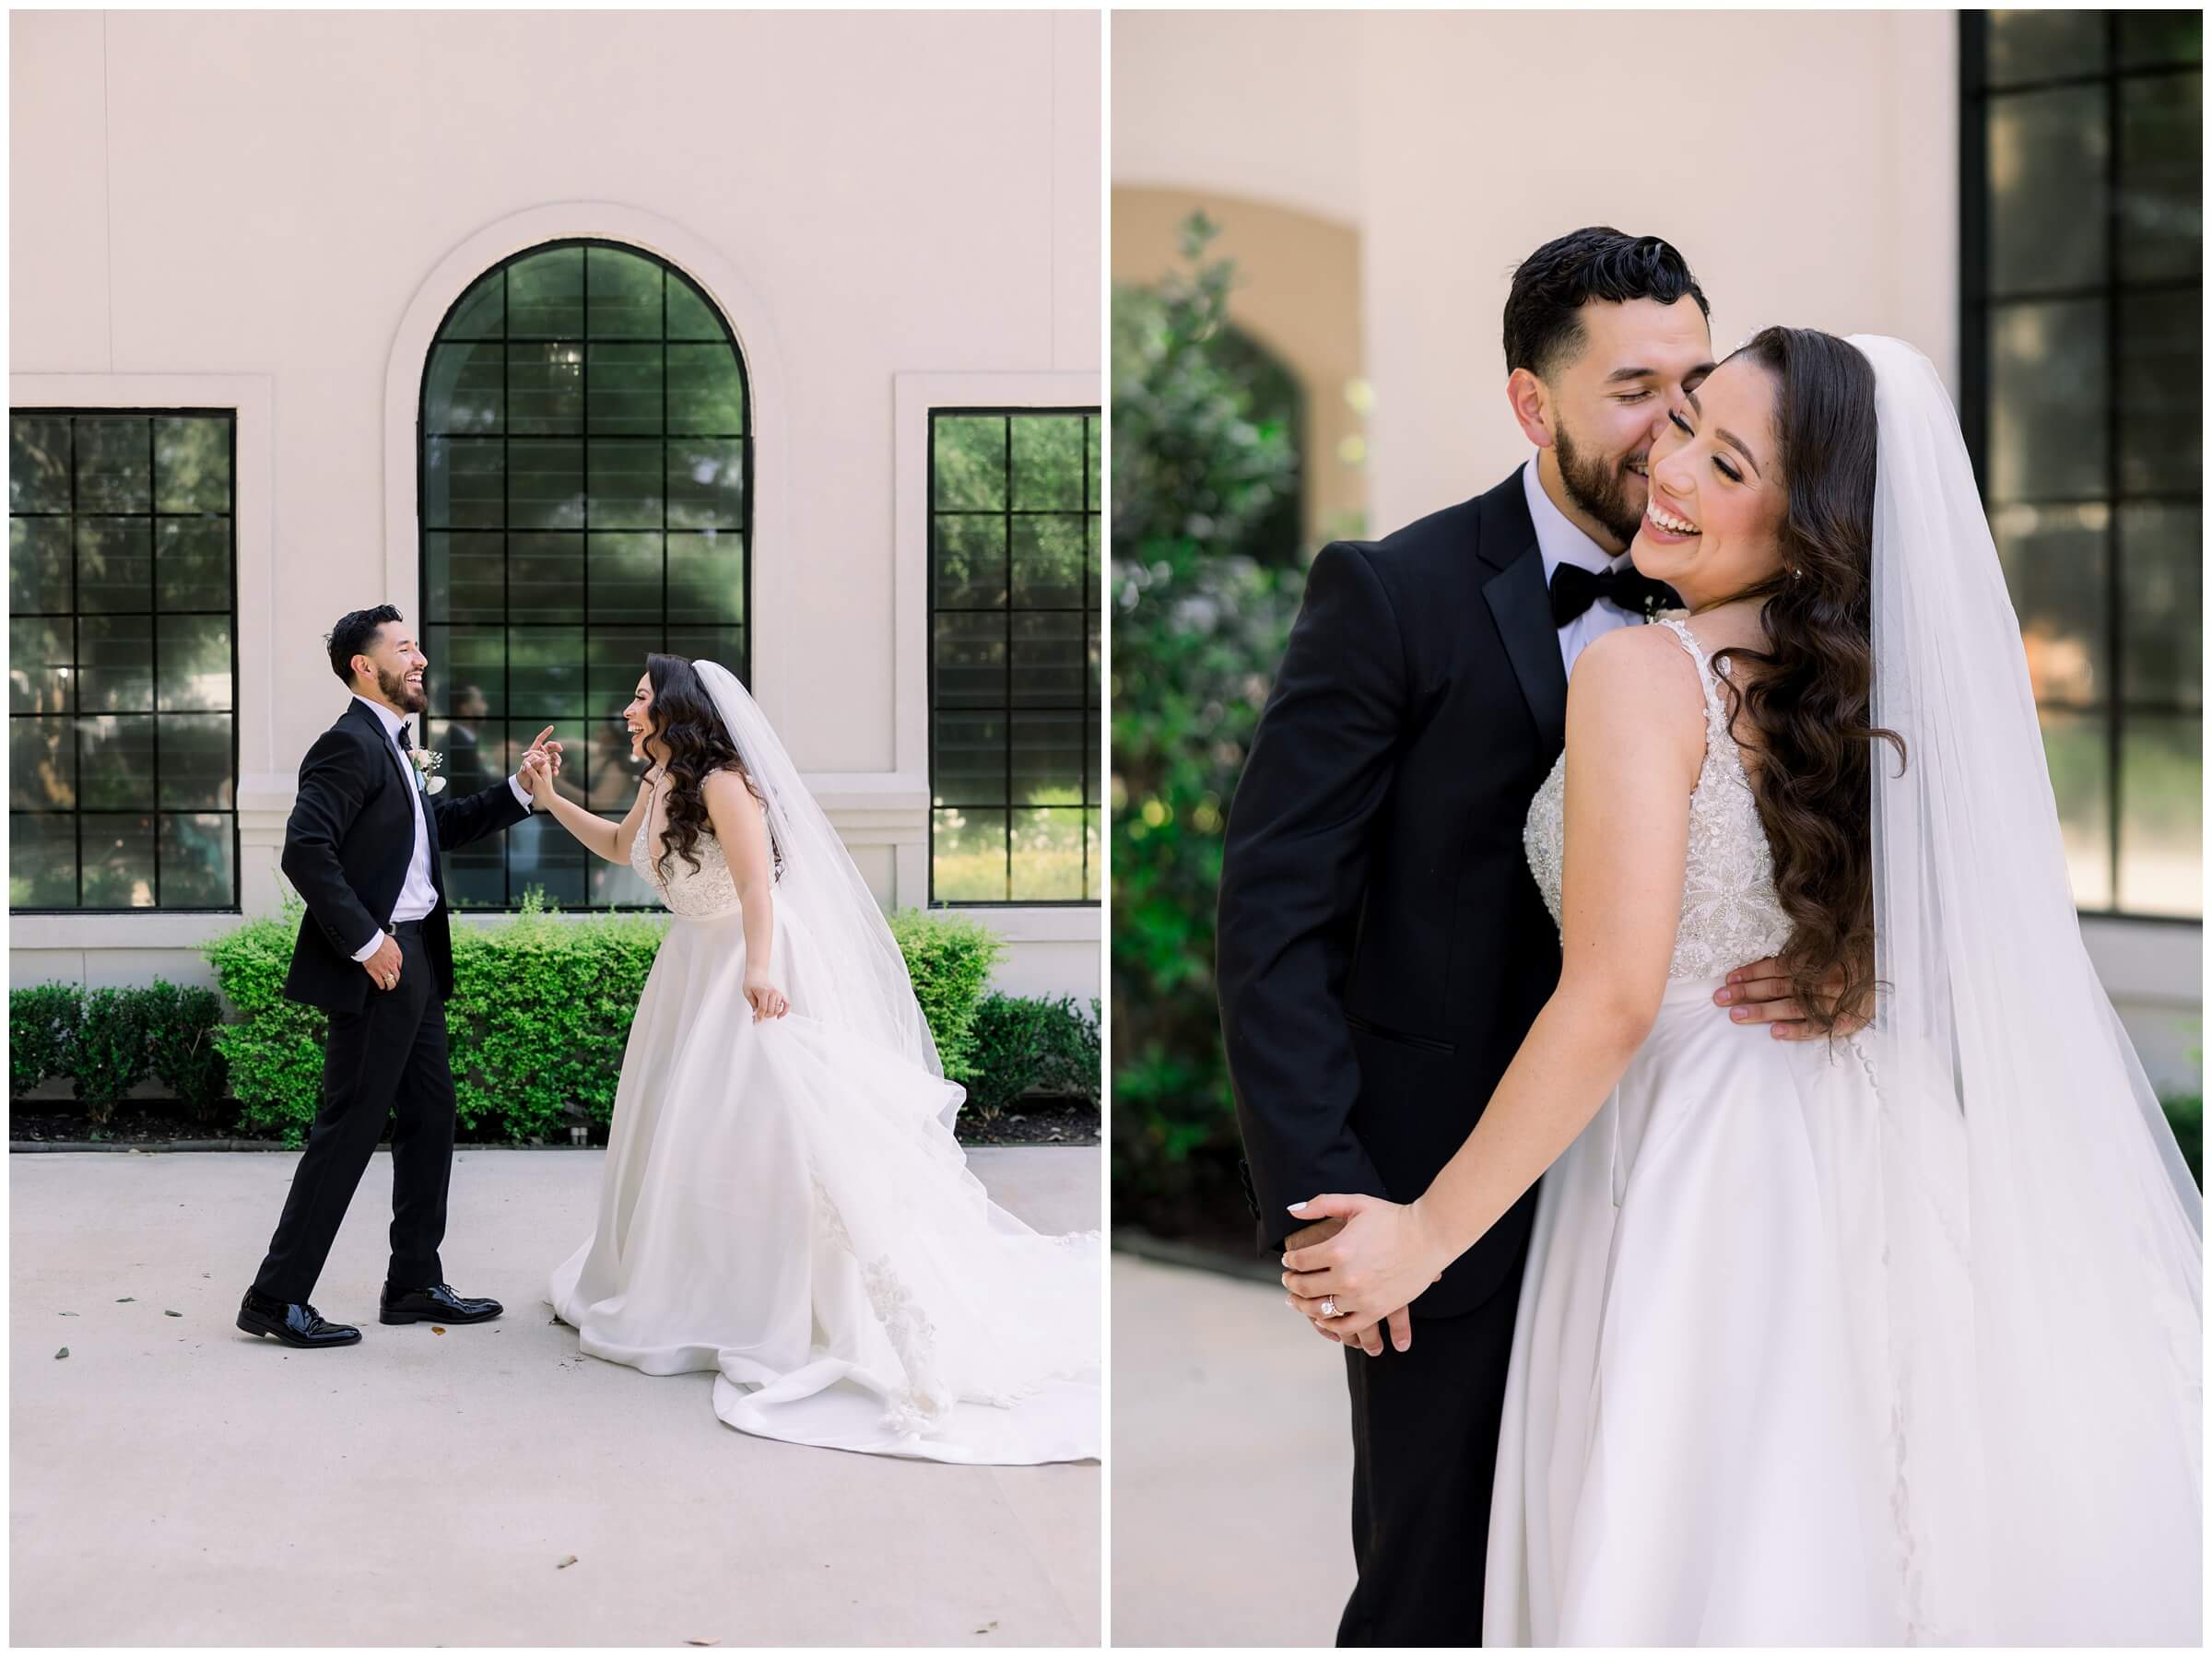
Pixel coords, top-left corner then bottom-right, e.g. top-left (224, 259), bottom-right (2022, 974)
top-left (1218, 468), bottom-right (1576, 1320)
top-left (279, 699), bottom-right (532, 1014)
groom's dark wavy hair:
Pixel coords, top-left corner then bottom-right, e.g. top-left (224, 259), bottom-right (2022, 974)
top-left (1701, 327), bottom-right (1905, 1035)
top-left (1503, 228), bottom-right (1710, 379)
top-left (642, 653), bottom-right (768, 884)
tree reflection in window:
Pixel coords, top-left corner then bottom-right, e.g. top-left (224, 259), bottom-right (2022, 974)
top-left (1964, 10), bottom-right (2201, 918)
top-left (8, 410), bottom-right (238, 911)
top-left (929, 409), bottom-right (1101, 905)
top-left (419, 241), bottom-right (752, 911)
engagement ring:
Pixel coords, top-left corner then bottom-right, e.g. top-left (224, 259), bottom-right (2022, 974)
top-left (1321, 1297), bottom-right (1338, 1319)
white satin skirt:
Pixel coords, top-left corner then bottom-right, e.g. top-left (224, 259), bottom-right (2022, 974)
top-left (547, 905), bottom-right (1100, 1464)
top-left (1484, 973), bottom-right (1917, 1644)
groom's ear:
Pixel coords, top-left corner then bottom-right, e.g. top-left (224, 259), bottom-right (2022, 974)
top-left (1506, 367), bottom-right (1554, 450)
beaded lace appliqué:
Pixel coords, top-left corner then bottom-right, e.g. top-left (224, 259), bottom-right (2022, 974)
top-left (1523, 614), bottom-right (1794, 980)
top-left (630, 774), bottom-right (744, 919)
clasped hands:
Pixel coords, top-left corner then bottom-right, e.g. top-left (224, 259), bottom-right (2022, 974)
top-left (517, 725), bottom-right (565, 802)
top-left (1280, 955), bottom-right (1868, 1351)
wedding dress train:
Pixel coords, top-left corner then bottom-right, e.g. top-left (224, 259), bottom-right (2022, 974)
top-left (549, 723), bottom-right (1099, 1465)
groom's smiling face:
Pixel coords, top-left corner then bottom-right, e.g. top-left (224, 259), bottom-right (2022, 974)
top-left (351, 622), bottom-right (429, 715)
top-left (1515, 297), bottom-right (1714, 554)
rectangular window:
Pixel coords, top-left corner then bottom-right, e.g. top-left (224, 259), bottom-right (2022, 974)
top-left (929, 408), bottom-right (1102, 905)
top-left (8, 410), bottom-right (240, 911)
top-left (1961, 9), bottom-right (2202, 920)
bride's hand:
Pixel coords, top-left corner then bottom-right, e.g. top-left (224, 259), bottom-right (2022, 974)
top-left (1279, 1193), bottom-right (1453, 1341)
top-left (743, 973), bottom-right (788, 1022)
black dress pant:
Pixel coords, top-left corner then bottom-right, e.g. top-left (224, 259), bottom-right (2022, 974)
top-left (252, 924), bottom-right (455, 1303)
top-left (1336, 1240), bottom-right (1528, 1648)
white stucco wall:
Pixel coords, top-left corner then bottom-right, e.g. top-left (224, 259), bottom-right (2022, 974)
top-left (1111, 9), bottom-right (2200, 1093)
top-left (11, 8), bottom-right (1102, 1002)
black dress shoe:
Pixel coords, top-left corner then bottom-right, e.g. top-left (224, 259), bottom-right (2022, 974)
top-left (380, 1281), bottom-right (503, 1325)
top-left (237, 1287), bottom-right (361, 1348)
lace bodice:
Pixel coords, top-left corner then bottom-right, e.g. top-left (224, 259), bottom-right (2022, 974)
top-left (1524, 614), bottom-right (1793, 980)
top-left (630, 772), bottom-right (742, 919)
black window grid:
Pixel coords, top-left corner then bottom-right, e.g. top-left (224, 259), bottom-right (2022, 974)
top-left (8, 408), bottom-right (241, 914)
top-left (416, 239), bottom-right (753, 911)
top-left (926, 406), bottom-right (1102, 908)
top-left (1959, 10), bottom-right (2202, 923)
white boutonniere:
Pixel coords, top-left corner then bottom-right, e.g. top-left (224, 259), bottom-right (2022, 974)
top-left (408, 746), bottom-right (448, 795)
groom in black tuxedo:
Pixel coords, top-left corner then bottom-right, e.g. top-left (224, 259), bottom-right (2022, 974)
top-left (1218, 229), bottom-right (1783, 1644)
top-left (238, 605), bottom-right (559, 1349)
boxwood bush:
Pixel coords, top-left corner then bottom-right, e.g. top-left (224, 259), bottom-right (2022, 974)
top-left (964, 993), bottom-right (1101, 1120)
top-left (8, 897), bottom-right (1040, 1146)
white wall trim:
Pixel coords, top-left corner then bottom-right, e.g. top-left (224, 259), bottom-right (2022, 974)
top-left (379, 201), bottom-right (795, 713)
top-left (890, 370), bottom-right (1102, 908)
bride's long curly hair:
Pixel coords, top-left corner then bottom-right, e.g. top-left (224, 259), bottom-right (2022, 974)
top-left (642, 653), bottom-right (768, 884)
top-left (1700, 327), bottom-right (1905, 1033)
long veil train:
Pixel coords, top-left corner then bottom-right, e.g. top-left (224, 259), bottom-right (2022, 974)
top-left (1853, 335), bottom-right (2200, 1640)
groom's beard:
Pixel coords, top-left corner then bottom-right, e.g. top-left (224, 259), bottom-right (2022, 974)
top-left (1555, 420), bottom-right (1648, 552)
top-left (376, 663), bottom-right (428, 714)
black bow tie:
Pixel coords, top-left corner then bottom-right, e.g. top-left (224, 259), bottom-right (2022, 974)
top-left (395, 722), bottom-right (412, 752)
top-left (1548, 562), bottom-right (1677, 628)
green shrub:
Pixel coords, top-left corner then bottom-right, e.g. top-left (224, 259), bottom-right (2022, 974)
top-left (10, 981), bottom-right (80, 1099)
top-left (73, 988), bottom-right (151, 1124)
top-left (445, 893), bottom-right (668, 1141)
top-left (1112, 214), bottom-right (1311, 1235)
top-left (140, 981), bottom-right (229, 1124)
top-left (201, 896), bottom-right (1006, 1141)
top-left (206, 904), bottom-right (330, 1146)
top-left (965, 993), bottom-right (1101, 1120)
top-left (887, 909), bottom-right (1005, 1083)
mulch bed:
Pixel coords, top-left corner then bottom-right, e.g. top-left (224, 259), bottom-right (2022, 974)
top-left (10, 1100), bottom-right (1100, 1151)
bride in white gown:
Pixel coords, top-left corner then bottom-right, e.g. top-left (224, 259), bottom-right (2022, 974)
top-left (1282, 332), bottom-right (2200, 1641)
top-left (529, 654), bottom-right (1099, 1464)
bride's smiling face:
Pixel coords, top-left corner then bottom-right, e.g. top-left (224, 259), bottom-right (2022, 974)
top-left (623, 674), bottom-right (657, 762)
top-left (1631, 353), bottom-right (1790, 609)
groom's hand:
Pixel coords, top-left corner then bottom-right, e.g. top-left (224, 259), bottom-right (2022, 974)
top-left (1284, 1216), bottom-right (1413, 1357)
top-left (1715, 956), bottom-right (1870, 1040)
top-left (359, 934), bottom-right (403, 993)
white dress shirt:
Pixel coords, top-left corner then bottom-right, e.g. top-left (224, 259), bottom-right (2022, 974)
top-left (348, 695), bottom-right (533, 960)
top-left (1522, 454), bottom-right (1642, 681)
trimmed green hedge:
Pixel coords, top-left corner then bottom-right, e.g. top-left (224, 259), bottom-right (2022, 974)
top-left (8, 899), bottom-right (1092, 1147)
top-left (964, 993), bottom-right (1101, 1121)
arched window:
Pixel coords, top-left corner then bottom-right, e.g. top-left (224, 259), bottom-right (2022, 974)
top-left (418, 240), bottom-right (751, 911)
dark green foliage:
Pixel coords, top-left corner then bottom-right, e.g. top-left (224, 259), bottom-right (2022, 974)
top-left (72, 988), bottom-right (151, 1123)
top-left (887, 909), bottom-right (1005, 1083)
top-left (15, 895), bottom-right (1024, 1145)
top-left (2163, 1094), bottom-right (2202, 1188)
top-left (444, 892), bottom-right (666, 1141)
top-left (10, 982), bottom-right (81, 1099)
top-left (138, 981), bottom-right (229, 1123)
top-left (204, 904), bottom-right (331, 1146)
top-left (963, 994), bottom-right (1101, 1120)
top-left (1112, 214), bottom-right (1309, 1234)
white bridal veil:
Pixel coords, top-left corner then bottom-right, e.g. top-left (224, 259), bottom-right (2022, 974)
top-left (1853, 335), bottom-right (2202, 1641)
top-left (689, 660), bottom-right (959, 1124)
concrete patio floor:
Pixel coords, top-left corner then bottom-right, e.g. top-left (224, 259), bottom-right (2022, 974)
top-left (11, 1146), bottom-right (1100, 1648)
top-left (1110, 1253), bottom-right (1352, 1647)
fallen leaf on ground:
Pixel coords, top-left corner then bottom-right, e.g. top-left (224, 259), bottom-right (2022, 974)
top-left (58, 1311), bottom-right (77, 1317)
top-left (164, 1310), bottom-right (182, 1318)
top-left (975, 1621), bottom-right (999, 1635)
top-left (431, 1326), bottom-right (446, 1334)
top-left (54, 1346), bottom-right (68, 1359)
top-left (555, 1555), bottom-right (578, 1569)
top-left (687, 1641), bottom-right (721, 1648)
top-left (116, 1297), bottom-right (134, 1303)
